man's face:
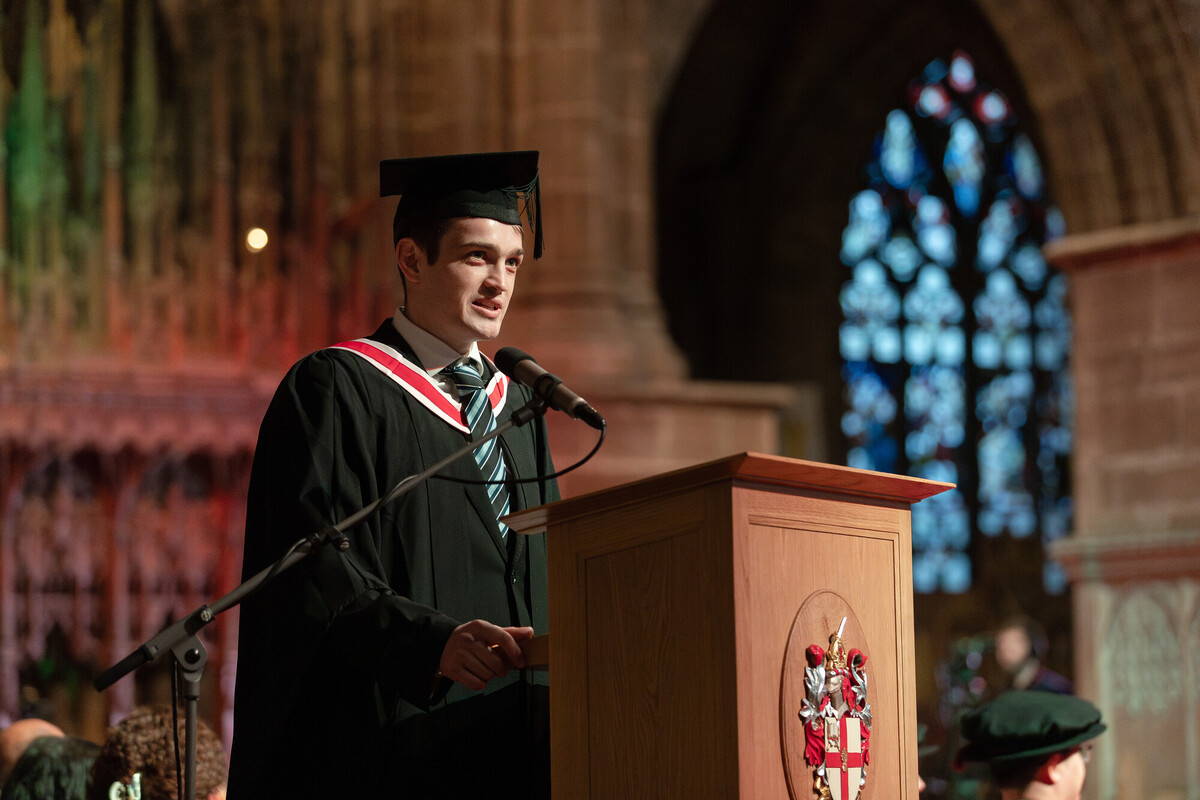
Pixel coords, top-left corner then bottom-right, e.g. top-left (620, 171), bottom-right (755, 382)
top-left (403, 217), bottom-right (524, 353)
top-left (995, 627), bottom-right (1032, 672)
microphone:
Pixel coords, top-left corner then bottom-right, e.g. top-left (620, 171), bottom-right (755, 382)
top-left (494, 347), bottom-right (605, 430)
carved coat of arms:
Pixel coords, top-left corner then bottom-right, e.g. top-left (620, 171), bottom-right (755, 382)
top-left (798, 618), bottom-right (871, 800)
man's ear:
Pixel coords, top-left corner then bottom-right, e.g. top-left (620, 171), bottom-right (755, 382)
top-left (1036, 752), bottom-right (1067, 785)
top-left (396, 238), bottom-right (423, 284)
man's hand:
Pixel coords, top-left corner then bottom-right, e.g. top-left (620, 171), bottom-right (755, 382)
top-left (437, 620), bottom-right (533, 691)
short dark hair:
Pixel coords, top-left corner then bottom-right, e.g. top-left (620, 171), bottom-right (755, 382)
top-left (397, 215), bottom-right (454, 265)
top-left (988, 751), bottom-right (1057, 789)
top-left (0, 735), bottom-right (99, 800)
top-left (395, 216), bottom-right (452, 303)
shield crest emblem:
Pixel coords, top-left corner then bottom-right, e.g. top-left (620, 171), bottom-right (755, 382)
top-left (792, 615), bottom-right (871, 800)
top-left (823, 715), bottom-right (864, 800)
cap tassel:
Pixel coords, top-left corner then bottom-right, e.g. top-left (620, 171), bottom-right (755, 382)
top-left (532, 176), bottom-right (544, 259)
top-left (511, 174), bottom-right (544, 259)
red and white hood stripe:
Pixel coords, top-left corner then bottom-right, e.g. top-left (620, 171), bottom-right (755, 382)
top-left (329, 338), bottom-right (510, 434)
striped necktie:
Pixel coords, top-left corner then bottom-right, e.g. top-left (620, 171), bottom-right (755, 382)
top-left (444, 359), bottom-right (511, 537)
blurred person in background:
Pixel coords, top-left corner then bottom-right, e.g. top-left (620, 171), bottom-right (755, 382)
top-left (994, 615), bottom-right (1073, 694)
top-left (88, 706), bottom-right (226, 800)
top-left (955, 691), bottom-right (1104, 800)
top-left (0, 718), bottom-right (64, 786)
top-left (0, 734), bottom-right (98, 800)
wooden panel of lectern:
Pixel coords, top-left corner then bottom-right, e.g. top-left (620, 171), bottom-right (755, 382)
top-left (506, 452), bottom-right (952, 800)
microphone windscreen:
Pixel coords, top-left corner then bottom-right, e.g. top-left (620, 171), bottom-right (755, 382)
top-left (494, 346), bottom-right (535, 378)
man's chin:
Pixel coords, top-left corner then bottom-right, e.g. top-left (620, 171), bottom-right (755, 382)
top-left (468, 318), bottom-right (504, 343)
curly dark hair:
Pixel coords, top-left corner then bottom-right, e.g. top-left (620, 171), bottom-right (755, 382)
top-left (87, 706), bottom-right (226, 800)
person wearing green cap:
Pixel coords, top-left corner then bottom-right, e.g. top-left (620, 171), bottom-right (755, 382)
top-left (229, 152), bottom-right (557, 800)
top-left (954, 690), bottom-right (1106, 800)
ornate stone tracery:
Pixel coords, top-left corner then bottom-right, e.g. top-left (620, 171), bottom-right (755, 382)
top-left (0, 434), bottom-right (253, 739)
top-left (1103, 587), bottom-right (1183, 717)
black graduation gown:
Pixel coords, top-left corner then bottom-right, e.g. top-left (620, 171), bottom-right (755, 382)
top-left (227, 321), bottom-right (558, 800)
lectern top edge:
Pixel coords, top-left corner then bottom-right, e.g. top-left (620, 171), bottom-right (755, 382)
top-left (504, 451), bottom-right (954, 533)
top-left (730, 451), bottom-right (954, 499)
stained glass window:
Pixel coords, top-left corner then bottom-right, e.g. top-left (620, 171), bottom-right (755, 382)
top-left (839, 51), bottom-right (1071, 594)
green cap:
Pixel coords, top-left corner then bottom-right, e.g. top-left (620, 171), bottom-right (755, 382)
top-left (955, 691), bottom-right (1106, 765)
top-left (380, 150), bottom-right (543, 258)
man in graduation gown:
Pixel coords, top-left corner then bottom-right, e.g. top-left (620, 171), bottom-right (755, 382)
top-left (228, 151), bottom-right (558, 799)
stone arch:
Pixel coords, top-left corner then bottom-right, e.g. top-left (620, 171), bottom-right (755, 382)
top-left (655, 0), bottom-right (1043, 451)
top-left (973, 0), bottom-right (1200, 229)
top-left (651, 1), bottom-right (1200, 264)
top-left (654, 0), bottom-right (1200, 397)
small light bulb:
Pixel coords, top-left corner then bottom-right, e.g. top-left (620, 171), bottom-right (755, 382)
top-left (245, 227), bottom-right (269, 252)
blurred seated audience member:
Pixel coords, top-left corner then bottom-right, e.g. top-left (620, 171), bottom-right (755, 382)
top-left (0, 735), bottom-right (99, 800)
top-left (0, 718), bottom-right (65, 785)
top-left (994, 615), bottom-right (1073, 694)
top-left (955, 690), bottom-right (1105, 800)
top-left (88, 706), bottom-right (227, 800)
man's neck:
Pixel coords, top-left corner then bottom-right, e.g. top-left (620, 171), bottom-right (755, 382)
top-left (1001, 784), bottom-right (1057, 800)
top-left (391, 310), bottom-right (478, 372)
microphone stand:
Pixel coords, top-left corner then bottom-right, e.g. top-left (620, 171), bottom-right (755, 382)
top-left (93, 396), bottom-right (549, 800)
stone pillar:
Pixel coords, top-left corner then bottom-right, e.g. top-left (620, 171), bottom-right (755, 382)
top-left (498, 0), bottom-right (685, 382)
top-left (1047, 218), bottom-right (1200, 800)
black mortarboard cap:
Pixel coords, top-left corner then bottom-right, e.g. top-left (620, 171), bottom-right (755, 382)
top-left (380, 150), bottom-right (543, 259)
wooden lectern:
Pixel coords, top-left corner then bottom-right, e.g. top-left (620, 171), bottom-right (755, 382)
top-left (505, 452), bottom-right (952, 800)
